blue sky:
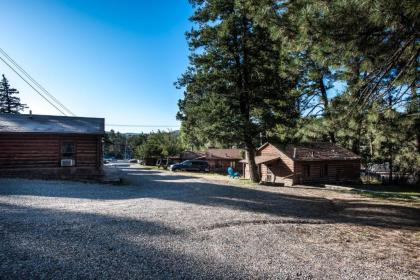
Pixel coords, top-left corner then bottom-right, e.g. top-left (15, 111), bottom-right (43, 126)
top-left (0, 0), bottom-right (193, 133)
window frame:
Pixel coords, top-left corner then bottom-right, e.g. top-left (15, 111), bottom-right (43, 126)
top-left (320, 164), bottom-right (328, 177)
top-left (303, 164), bottom-right (311, 177)
top-left (61, 141), bottom-right (76, 160)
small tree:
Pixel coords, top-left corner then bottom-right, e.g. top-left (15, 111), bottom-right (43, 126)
top-left (135, 131), bottom-right (184, 163)
top-left (0, 74), bottom-right (27, 113)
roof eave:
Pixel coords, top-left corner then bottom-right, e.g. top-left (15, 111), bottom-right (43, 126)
top-left (0, 132), bottom-right (104, 136)
top-left (294, 157), bottom-right (361, 162)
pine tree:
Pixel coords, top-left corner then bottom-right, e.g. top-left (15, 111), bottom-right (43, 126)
top-left (0, 74), bottom-right (27, 114)
top-left (176, 0), bottom-right (298, 182)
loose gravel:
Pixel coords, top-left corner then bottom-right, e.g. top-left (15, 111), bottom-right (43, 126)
top-left (1, 168), bottom-right (419, 279)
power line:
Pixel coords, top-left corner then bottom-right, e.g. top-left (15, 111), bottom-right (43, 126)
top-left (106, 124), bottom-right (179, 128)
top-left (0, 56), bottom-right (67, 116)
top-left (0, 47), bottom-right (75, 116)
top-left (0, 48), bottom-right (75, 116)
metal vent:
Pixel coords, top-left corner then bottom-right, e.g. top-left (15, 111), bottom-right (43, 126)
top-left (61, 159), bottom-right (75, 167)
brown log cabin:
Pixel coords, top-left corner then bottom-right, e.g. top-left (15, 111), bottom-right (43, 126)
top-left (196, 148), bottom-right (243, 173)
top-left (0, 113), bottom-right (104, 179)
top-left (241, 142), bottom-right (360, 186)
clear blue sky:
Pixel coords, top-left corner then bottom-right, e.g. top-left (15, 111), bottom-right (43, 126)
top-left (0, 0), bottom-right (193, 133)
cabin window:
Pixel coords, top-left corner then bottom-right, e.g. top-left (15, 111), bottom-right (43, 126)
top-left (61, 142), bottom-right (75, 159)
top-left (320, 164), bottom-right (328, 177)
top-left (303, 164), bottom-right (311, 177)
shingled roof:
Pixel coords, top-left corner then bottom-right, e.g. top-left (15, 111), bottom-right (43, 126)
top-left (0, 113), bottom-right (104, 135)
top-left (203, 148), bottom-right (243, 160)
top-left (255, 142), bottom-right (360, 161)
top-left (275, 142), bottom-right (359, 161)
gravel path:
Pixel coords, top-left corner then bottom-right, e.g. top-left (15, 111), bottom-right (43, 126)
top-left (1, 167), bottom-right (419, 279)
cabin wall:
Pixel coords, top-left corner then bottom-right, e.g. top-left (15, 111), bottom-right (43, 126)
top-left (258, 143), bottom-right (280, 156)
top-left (207, 159), bottom-right (242, 173)
top-left (294, 159), bottom-right (360, 184)
top-left (258, 144), bottom-right (294, 185)
top-left (245, 143), bottom-right (360, 185)
top-left (261, 159), bottom-right (294, 186)
top-left (0, 134), bottom-right (103, 179)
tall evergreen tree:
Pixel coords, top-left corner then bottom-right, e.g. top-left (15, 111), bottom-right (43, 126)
top-left (0, 74), bottom-right (27, 114)
top-left (177, 0), bottom-right (298, 182)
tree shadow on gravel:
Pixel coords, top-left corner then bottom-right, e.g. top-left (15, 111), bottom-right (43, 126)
top-left (123, 169), bottom-right (420, 230)
top-left (1, 168), bottom-right (419, 230)
top-left (0, 202), bottom-right (248, 280)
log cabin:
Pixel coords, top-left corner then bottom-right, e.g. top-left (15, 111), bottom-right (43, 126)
top-left (241, 142), bottom-right (360, 186)
top-left (196, 148), bottom-right (244, 173)
top-left (0, 113), bottom-right (105, 180)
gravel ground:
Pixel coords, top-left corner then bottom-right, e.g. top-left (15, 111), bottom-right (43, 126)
top-left (1, 167), bottom-right (419, 279)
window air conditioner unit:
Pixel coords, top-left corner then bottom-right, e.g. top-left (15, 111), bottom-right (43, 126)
top-left (61, 159), bottom-right (75, 167)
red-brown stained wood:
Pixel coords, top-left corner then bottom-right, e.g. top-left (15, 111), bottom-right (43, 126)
top-left (0, 134), bottom-right (102, 170)
top-left (245, 142), bottom-right (360, 185)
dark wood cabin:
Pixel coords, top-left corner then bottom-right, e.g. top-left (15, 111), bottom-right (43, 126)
top-left (197, 148), bottom-right (243, 173)
top-left (241, 142), bottom-right (360, 186)
top-left (0, 113), bottom-right (104, 180)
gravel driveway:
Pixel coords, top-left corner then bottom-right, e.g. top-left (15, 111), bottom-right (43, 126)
top-left (1, 167), bottom-right (419, 279)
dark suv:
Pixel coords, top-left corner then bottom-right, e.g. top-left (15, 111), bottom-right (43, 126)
top-left (169, 160), bottom-right (210, 172)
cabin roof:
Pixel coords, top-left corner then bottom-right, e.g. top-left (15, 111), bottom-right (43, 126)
top-left (243, 142), bottom-right (359, 164)
top-left (0, 113), bottom-right (105, 135)
top-left (180, 151), bottom-right (205, 160)
top-left (240, 155), bottom-right (279, 164)
top-left (203, 148), bottom-right (243, 160)
top-left (271, 142), bottom-right (360, 161)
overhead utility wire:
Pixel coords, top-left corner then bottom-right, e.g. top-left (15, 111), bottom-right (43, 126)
top-left (106, 124), bottom-right (179, 128)
top-left (0, 56), bottom-right (67, 116)
top-left (0, 47), bottom-right (75, 116)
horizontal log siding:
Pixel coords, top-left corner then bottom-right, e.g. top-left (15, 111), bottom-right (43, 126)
top-left (245, 143), bottom-right (360, 185)
top-left (207, 159), bottom-right (242, 173)
top-left (0, 134), bottom-right (101, 169)
top-left (76, 138), bottom-right (98, 167)
top-left (259, 144), bottom-right (294, 185)
top-left (258, 143), bottom-right (280, 156)
top-left (294, 159), bottom-right (360, 184)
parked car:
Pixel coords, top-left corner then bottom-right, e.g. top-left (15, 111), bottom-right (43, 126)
top-left (169, 160), bottom-right (210, 172)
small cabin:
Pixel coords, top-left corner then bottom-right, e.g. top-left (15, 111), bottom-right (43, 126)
top-left (0, 113), bottom-right (104, 180)
top-left (196, 148), bottom-right (244, 173)
top-left (242, 142), bottom-right (360, 186)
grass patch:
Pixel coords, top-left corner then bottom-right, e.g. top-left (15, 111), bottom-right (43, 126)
top-left (344, 184), bottom-right (420, 201)
top-left (135, 164), bottom-right (163, 171)
top-left (351, 189), bottom-right (420, 201)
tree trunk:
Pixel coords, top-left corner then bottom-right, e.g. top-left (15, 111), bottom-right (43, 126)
top-left (318, 76), bottom-right (336, 143)
top-left (245, 141), bottom-right (260, 183)
top-left (237, 15), bottom-right (259, 183)
top-left (410, 83), bottom-right (419, 152)
top-left (351, 129), bottom-right (361, 155)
